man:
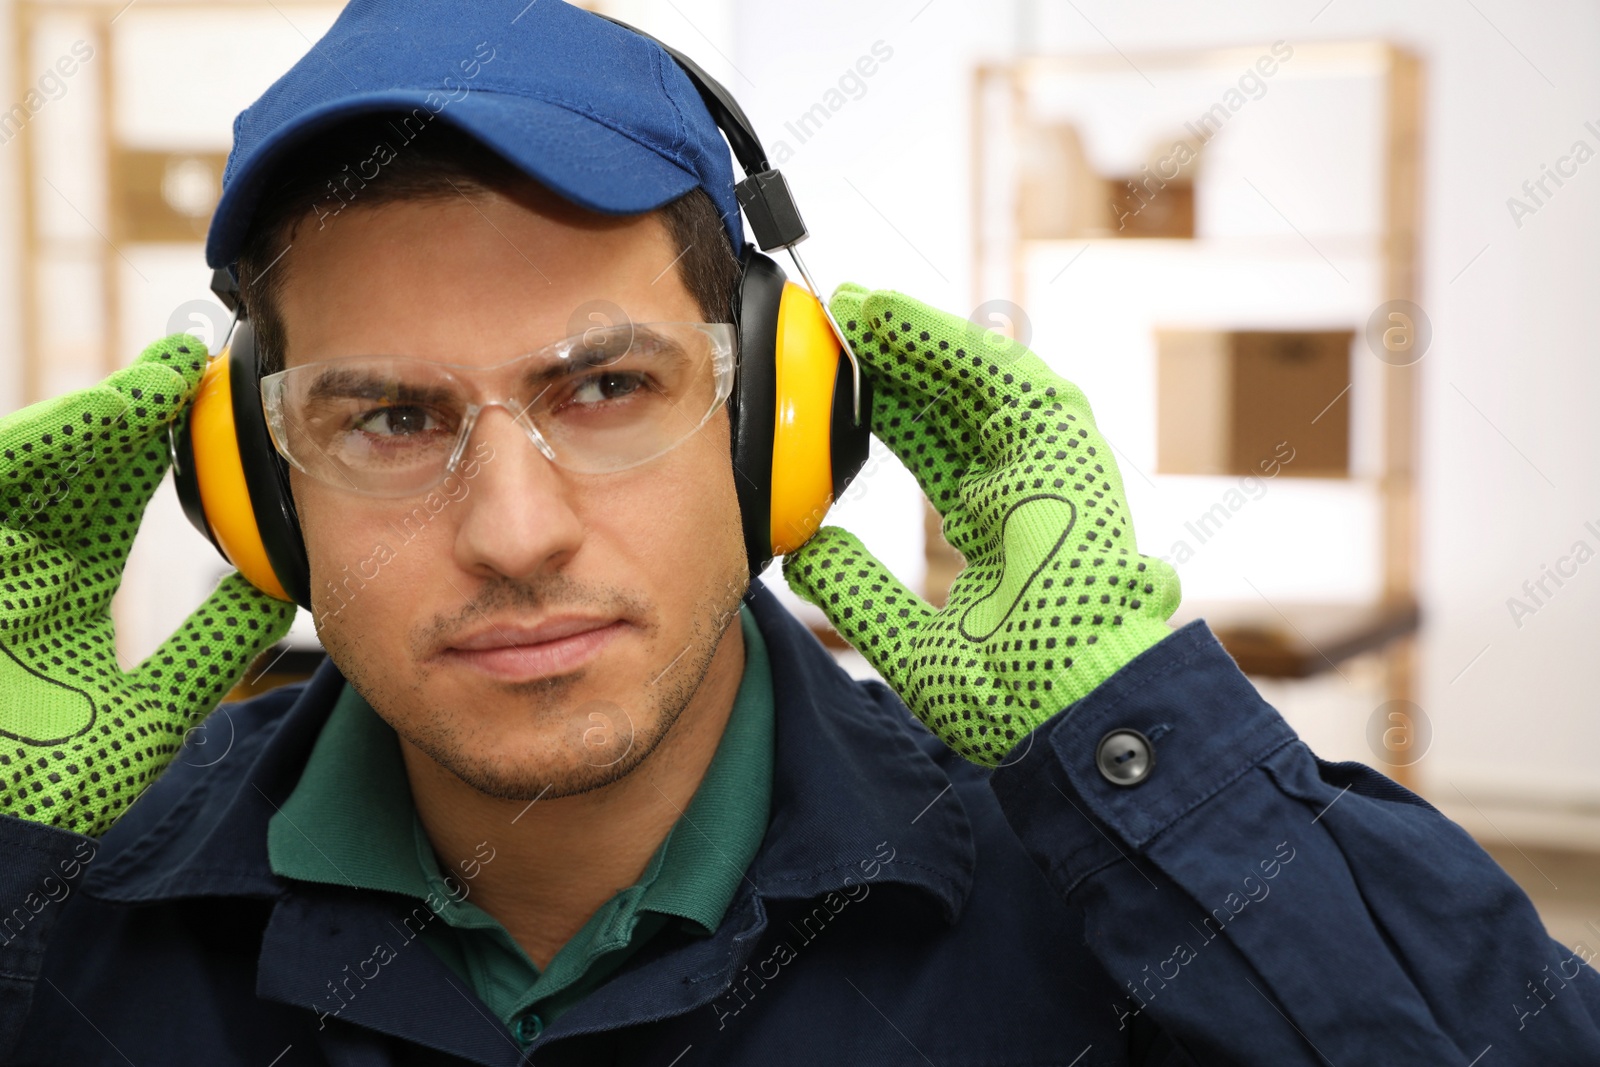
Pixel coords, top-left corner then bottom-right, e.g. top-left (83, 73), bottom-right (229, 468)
top-left (0, 2), bottom-right (1596, 1064)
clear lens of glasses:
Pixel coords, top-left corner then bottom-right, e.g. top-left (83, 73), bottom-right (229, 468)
top-left (260, 322), bottom-right (735, 496)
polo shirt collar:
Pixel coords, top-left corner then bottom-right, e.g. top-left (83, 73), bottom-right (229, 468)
top-left (263, 681), bottom-right (418, 897)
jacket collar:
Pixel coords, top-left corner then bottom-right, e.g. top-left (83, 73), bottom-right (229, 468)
top-left (742, 582), bottom-right (975, 923)
top-left (83, 580), bottom-right (975, 924)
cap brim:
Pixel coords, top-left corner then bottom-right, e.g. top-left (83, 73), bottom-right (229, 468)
top-left (206, 88), bottom-right (702, 269)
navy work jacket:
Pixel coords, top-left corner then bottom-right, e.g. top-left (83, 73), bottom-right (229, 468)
top-left (3, 581), bottom-right (1600, 1064)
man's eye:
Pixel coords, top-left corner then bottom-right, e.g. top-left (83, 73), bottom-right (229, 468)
top-left (352, 405), bottom-right (441, 437)
top-left (569, 372), bottom-right (646, 406)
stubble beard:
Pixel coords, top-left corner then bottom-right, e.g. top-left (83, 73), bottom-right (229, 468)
top-left (331, 571), bottom-right (748, 802)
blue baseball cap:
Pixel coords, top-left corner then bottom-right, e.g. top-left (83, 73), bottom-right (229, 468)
top-left (205, 0), bottom-right (745, 270)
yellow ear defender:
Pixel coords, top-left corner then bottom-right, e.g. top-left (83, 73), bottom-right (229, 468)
top-left (180, 356), bottom-right (289, 601)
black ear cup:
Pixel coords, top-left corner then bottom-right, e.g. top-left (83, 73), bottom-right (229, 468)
top-left (729, 246), bottom-right (785, 576)
top-left (229, 322), bottom-right (312, 608)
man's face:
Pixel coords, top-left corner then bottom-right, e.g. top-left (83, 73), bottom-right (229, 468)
top-left (277, 181), bottom-right (748, 801)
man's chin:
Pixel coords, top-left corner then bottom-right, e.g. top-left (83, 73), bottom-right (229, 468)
top-left (438, 751), bottom-right (643, 799)
top-left (403, 698), bottom-right (663, 803)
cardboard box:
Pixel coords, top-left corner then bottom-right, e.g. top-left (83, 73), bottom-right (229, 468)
top-left (1157, 329), bottom-right (1353, 476)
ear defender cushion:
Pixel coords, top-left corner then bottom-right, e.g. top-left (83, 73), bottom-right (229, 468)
top-left (172, 321), bottom-right (311, 608)
top-left (729, 248), bottom-right (783, 576)
top-left (729, 247), bottom-right (874, 576)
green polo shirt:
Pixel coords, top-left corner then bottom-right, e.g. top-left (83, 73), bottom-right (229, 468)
top-left (267, 606), bottom-right (773, 1045)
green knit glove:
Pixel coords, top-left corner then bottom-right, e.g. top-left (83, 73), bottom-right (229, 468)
top-left (0, 335), bottom-right (296, 836)
top-left (783, 285), bottom-right (1182, 765)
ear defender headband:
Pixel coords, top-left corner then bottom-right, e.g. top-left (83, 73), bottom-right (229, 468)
top-left (173, 18), bottom-right (873, 608)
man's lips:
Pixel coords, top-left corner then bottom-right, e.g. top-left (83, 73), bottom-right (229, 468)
top-left (437, 616), bottom-right (629, 681)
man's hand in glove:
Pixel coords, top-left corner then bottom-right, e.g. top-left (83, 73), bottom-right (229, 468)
top-left (0, 336), bottom-right (296, 837)
top-left (784, 285), bottom-right (1182, 766)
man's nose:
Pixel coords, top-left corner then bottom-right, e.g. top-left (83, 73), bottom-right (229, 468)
top-left (451, 405), bottom-right (584, 581)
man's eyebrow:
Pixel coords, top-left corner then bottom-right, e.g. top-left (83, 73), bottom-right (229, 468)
top-left (303, 368), bottom-right (455, 406)
top-left (514, 330), bottom-right (692, 387)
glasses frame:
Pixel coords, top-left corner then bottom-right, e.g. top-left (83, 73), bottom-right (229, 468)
top-left (258, 322), bottom-right (738, 497)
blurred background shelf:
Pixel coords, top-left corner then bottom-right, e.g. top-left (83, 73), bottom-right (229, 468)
top-left (965, 41), bottom-right (1424, 786)
top-left (1173, 596), bottom-right (1421, 678)
top-left (228, 641), bottom-right (327, 701)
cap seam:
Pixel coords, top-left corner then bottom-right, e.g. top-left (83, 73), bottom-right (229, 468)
top-left (650, 45), bottom-right (691, 160)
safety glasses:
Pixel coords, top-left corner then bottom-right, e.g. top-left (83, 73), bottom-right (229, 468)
top-left (260, 322), bottom-right (735, 497)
